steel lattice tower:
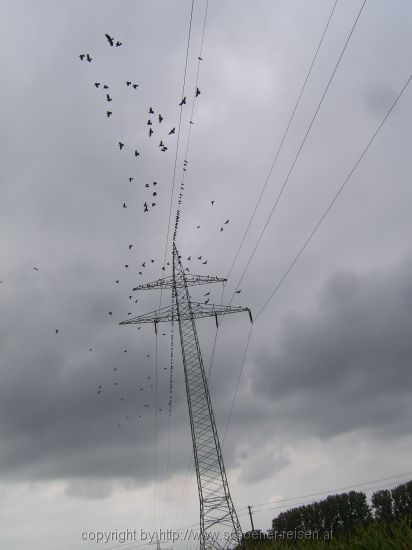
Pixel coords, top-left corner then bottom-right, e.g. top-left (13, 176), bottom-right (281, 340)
top-left (120, 244), bottom-right (252, 549)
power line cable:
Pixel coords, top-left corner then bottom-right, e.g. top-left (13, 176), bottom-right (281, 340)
top-left (225, 0), bottom-right (339, 284)
top-left (222, 67), bottom-right (412, 450)
top-left (229, 0), bottom-right (368, 301)
top-left (255, 69), bottom-right (412, 322)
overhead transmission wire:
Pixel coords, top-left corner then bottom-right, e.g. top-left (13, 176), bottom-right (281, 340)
top-left (207, 0), bottom-right (341, 388)
top-left (153, 0), bottom-right (196, 540)
top-left (219, 0), bottom-right (368, 446)
top-left (162, 0), bottom-right (211, 534)
top-left (162, 0), bottom-right (195, 269)
top-left (228, 0), bottom-right (368, 304)
top-left (221, 67), bottom-right (412, 448)
top-left (225, 0), bottom-right (339, 285)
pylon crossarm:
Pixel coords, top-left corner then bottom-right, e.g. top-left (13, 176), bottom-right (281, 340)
top-left (133, 274), bottom-right (227, 291)
top-left (190, 303), bottom-right (252, 322)
top-left (119, 305), bottom-right (175, 325)
top-left (119, 303), bottom-right (251, 326)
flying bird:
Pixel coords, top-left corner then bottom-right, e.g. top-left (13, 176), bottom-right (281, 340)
top-left (168, 127), bottom-right (175, 135)
top-left (195, 87), bottom-right (201, 97)
top-left (106, 94), bottom-right (112, 102)
top-left (115, 41), bottom-right (122, 47)
top-left (103, 84), bottom-right (109, 89)
top-left (198, 56), bottom-right (203, 61)
top-left (86, 54), bottom-right (92, 62)
top-left (119, 142), bottom-right (124, 150)
top-left (159, 140), bottom-right (164, 147)
top-left (224, 219), bottom-right (229, 224)
top-left (126, 81), bottom-right (132, 86)
top-left (94, 82), bottom-right (100, 88)
top-left (105, 33), bottom-right (114, 46)
top-left (55, 329), bottom-right (60, 334)
top-left (79, 54), bottom-right (85, 60)
top-left (109, 312), bottom-right (113, 315)
top-left (144, 203), bottom-right (148, 212)
top-left (122, 202), bottom-right (127, 208)
top-left (106, 111), bottom-right (112, 117)
top-left (129, 244), bottom-right (133, 250)
top-left (202, 261), bottom-right (208, 265)
top-left (149, 128), bottom-right (153, 137)
top-left (179, 97), bottom-right (186, 106)
top-left (158, 114), bottom-right (163, 123)
top-left (211, 200), bottom-right (215, 205)
top-left (33, 267), bottom-right (39, 271)
top-left (149, 107), bottom-right (154, 114)
top-left (235, 290), bottom-right (242, 294)
top-left (153, 181), bottom-right (157, 186)
top-left (147, 120), bottom-right (152, 125)
top-left (134, 150), bottom-right (140, 156)
top-left (115, 280), bottom-right (119, 284)
top-left (129, 177), bottom-right (133, 183)
top-left (132, 84), bottom-right (138, 89)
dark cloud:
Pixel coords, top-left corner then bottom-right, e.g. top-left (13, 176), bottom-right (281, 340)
top-left (253, 256), bottom-right (412, 439)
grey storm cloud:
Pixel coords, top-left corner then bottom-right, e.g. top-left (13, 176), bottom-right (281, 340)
top-left (0, 2), bottom-right (411, 546)
top-left (253, 255), bottom-right (412, 439)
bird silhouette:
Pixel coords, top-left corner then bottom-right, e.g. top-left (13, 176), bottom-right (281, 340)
top-left (220, 227), bottom-right (223, 232)
top-left (144, 202), bottom-right (148, 212)
top-left (109, 312), bottom-right (113, 315)
top-left (132, 84), bottom-right (138, 89)
top-left (145, 183), bottom-right (149, 188)
top-left (198, 56), bottom-right (203, 61)
top-left (106, 94), bottom-right (112, 102)
top-left (204, 292), bottom-right (210, 296)
top-left (153, 191), bottom-right (157, 197)
top-left (159, 140), bottom-right (164, 147)
top-left (115, 280), bottom-right (119, 284)
top-left (105, 33), bottom-right (114, 46)
top-left (33, 267), bottom-right (39, 271)
top-left (198, 256), bottom-right (202, 260)
top-left (168, 127), bottom-right (175, 135)
top-left (149, 107), bottom-right (154, 114)
top-left (158, 114), bottom-right (163, 123)
top-left (195, 87), bottom-right (201, 97)
top-left (153, 181), bottom-right (157, 186)
top-left (224, 219), bottom-right (229, 224)
top-left (134, 150), bottom-right (140, 156)
top-left (119, 142), bottom-right (124, 150)
top-left (235, 290), bottom-right (242, 294)
top-left (106, 111), bottom-right (112, 117)
top-left (122, 202), bottom-right (127, 208)
top-left (149, 128), bottom-right (153, 137)
top-left (55, 329), bottom-right (59, 334)
top-left (187, 256), bottom-right (191, 260)
top-left (211, 200), bottom-right (215, 205)
top-left (147, 120), bottom-right (152, 125)
top-left (161, 147), bottom-right (168, 152)
top-left (103, 84), bottom-right (109, 89)
top-left (126, 81), bottom-right (131, 86)
top-left (179, 97), bottom-right (186, 106)
top-left (151, 202), bottom-right (156, 207)
top-left (129, 244), bottom-right (133, 250)
top-left (94, 82), bottom-right (100, 88)
top-left (115, 41), bottom-right (122, 47)
top-left (125, 265), bottom-right (129, 268)
top-left (129, 177), bottom-right (133, 183)
top-left (86, 54), bottom-right (92, 62)
top-left (202, 261), bottom-right (208, 265)
top-left (79, 54), bottom-right (85, 60)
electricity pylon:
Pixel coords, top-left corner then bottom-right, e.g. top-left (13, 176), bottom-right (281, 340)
top-left (120, 243), bottom-right (252, 549)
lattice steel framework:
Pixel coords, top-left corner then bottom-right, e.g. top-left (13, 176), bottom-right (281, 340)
top-left (120, 244), bottom-right (252, 550)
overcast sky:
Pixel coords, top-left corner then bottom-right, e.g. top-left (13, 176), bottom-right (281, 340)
top-left (1, 1), bottom-right (412, 549)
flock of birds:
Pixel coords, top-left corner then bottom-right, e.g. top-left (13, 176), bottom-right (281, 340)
top-left (79, 32), bottom-right (239, 428)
